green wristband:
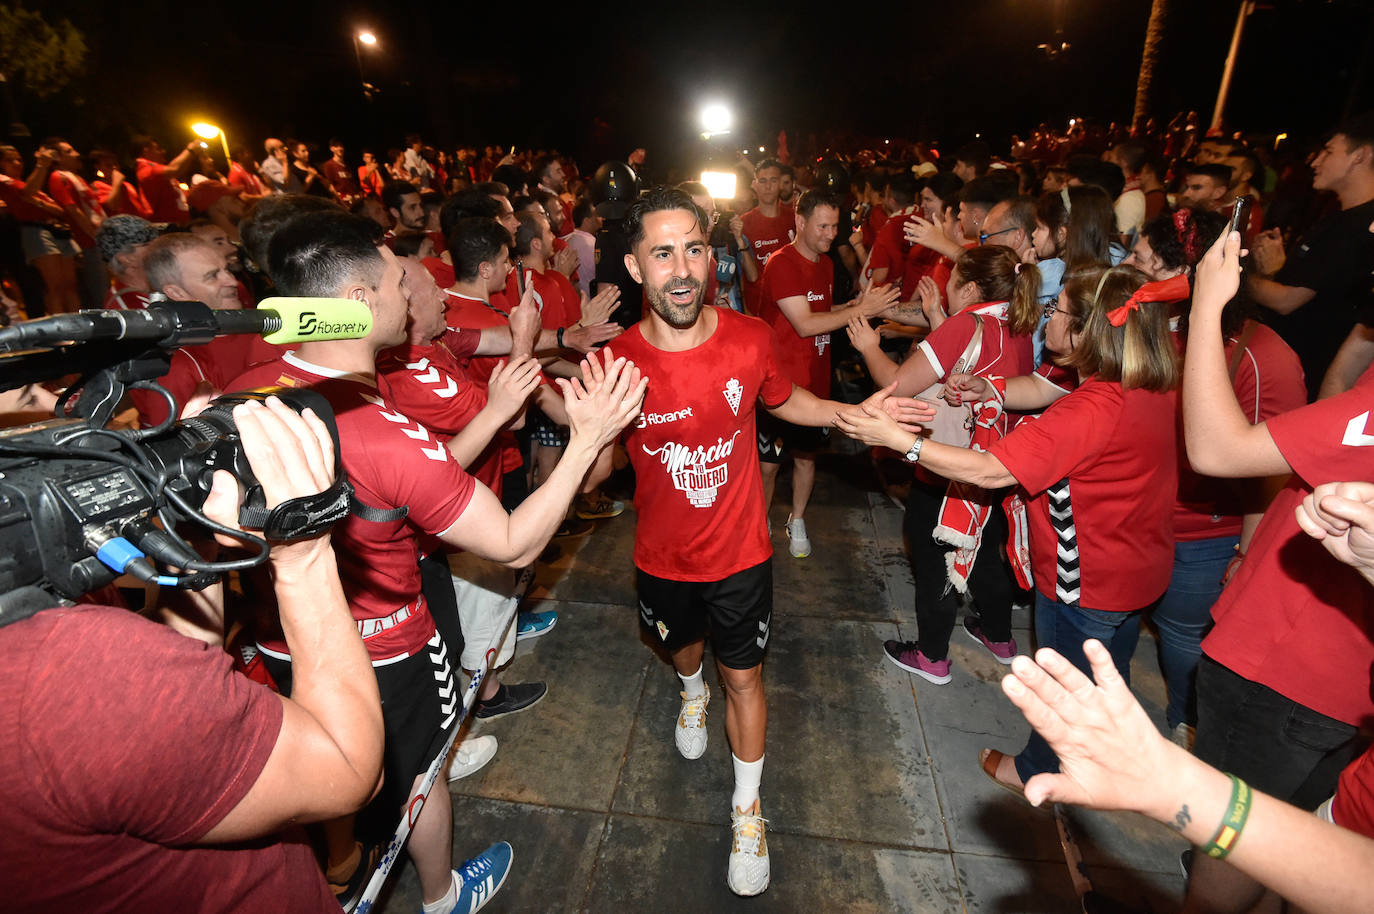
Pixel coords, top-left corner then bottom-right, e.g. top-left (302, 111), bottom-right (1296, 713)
top-left (1202, 774), bottom-right (1252, 860)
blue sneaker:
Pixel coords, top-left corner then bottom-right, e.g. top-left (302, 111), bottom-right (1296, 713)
top-left (516, 610), bottom-right (557, 642)
top-left (443, 841), bottom-right (513, 914)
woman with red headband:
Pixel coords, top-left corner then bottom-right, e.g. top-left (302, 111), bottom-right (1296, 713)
top-left (837, 264), bottom-right (1180, 795)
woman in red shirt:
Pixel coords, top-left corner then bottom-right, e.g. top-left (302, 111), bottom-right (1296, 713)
top-left (838, 263), bottom-right (1180, 793)
top-left (0, 145), bottom-right (81, 314)
top-left (848, 245), bottom-right (1040, 684)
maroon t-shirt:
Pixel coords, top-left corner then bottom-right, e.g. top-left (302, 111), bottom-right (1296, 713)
top-left (0, 604), bottom-right (335, 913)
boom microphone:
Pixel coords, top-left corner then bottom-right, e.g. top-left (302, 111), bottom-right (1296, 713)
top-left (0, 298), bottom-right (373, 353)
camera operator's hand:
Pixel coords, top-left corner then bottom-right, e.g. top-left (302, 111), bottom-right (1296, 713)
top-left (729, 213), bottom-right (746, 246)
top-left (200, 397), bottom-right (336, 568)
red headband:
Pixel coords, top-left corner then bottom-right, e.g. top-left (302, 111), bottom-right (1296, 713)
top-left (1173, 208), bottom-right (1201, 264)
top-left (1105, 273), bottom-right (1191, 327)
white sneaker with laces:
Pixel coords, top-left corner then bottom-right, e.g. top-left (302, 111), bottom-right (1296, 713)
top-left (785, 515), bottom-right (811, 558)
top-left (675, 683), bottom-right (710, 759)
top-left (447, 734), bottom-right (499, 782)
top-left (727, 800), bottom-right (770, 896)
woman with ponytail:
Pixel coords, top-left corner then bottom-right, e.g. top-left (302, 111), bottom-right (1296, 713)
top-left (838, 263), bottom-right (1180, 795)
top-left (846, 245), bottom-right (1041, 684)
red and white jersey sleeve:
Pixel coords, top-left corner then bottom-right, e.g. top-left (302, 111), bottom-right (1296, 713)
top-left (614, 308), bottom-right (793, 581)
top-left (917, 304), bottom-right (1033, 383)
top-left (1202, 364), bottom-right (1374, 725)
top-left (757, 243), bottom-right (834, 397)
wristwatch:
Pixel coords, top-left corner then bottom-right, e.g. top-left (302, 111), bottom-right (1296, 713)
top-left (903, 436), bottom-right (924, 464)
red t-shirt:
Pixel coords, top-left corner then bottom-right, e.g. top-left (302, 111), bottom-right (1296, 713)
top-left (442, 290), bottom-right (524, 475)
top-left (1201, 365), bottom-right (1374, 725)
top-left (377, 331), bottom-right (504, 494)
top-left (867, 208), bottom-right (913, 287)
top-left (916, 303), bottom-right (1034, 384)
top-left (46, 169), bottom-right (105, 247)
top-left (357, 165), bottom-right (385, 198)
top-left (757, 243), bottom-right (834, 397)
top-left (0, 604), bottom-right (334, 913)
top-left (322, 159), bottom-right (359, 198)
top-left (92, 177), bottom-right (153, 218)
top-left (228, 353), bottom-right (476, 660)
top-left (861, 205), bottom-right (889, 249)
top-left (422, 256), bottom-right (456, 290)
top-left (988, 378), bottom-right (1179, 610)
top-left (227, 162), bottom-right (266, 197)
top-left (131, 332), bottom-right (281, 427)
top-left (1174, 322), bottom-right (1307, 540)
top-left (1335, 744), bottom-right (1374, 840)
top-left (136, 157), bottom-right (189, 225)
top-left (0, 173), bottom-right (61, 223)
top-left (740, 205), bottom-right (796, 311)
top-left (613, 308), bottom-right (794, 580)
top-left (103, 286), bottom-right (150, 310)
top-left (527, 266), bottom-right (580, 331)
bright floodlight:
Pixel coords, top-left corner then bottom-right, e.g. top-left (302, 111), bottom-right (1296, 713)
top-left (700, 170), bottom-right (737, 201)
top-left (700, 103), bottom-right (732, 136)
top-left (191, 122), bottom-right (221, 139)
top-left (357, 30), bottom-right (378, 45)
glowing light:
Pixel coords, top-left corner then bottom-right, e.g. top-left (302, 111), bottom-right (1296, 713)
top-left (357, 30), bottom-right (377, 45)
top-left (191, 122), bottom-right (221, 139)
top-left (758, 146), bottom-right (765, 152)
top-left (700, 171), bottom-right (738, 200)
top-left (699, 103), bottom-right (732, 136)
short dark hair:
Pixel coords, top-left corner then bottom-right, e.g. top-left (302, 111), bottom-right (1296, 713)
top-left (451, 217), bottom-right (511, 282)
top-left (268, 212), bottom-right (385, 297)
top-left (473, 180), bottom-right (508, 197)
top-left (924, 172), bottom-right (964, 206)
top-left (419, 190), bottom-right (444, 215)
top-left (797, 189), bottom-right (843, 219)
top-left (955, 140), bottom-right (991, 175)
top-left (240, 194), bottom-right (342, 276)
top-left (1337, 111), bottom-right (1374, 155)
top-left (532, 154), bottom-right (560, 183)
top-left (753, 158), bottom-right (782, 176)
top-left (1184, 163), bottom-right (1233, 186)
top-left (512, 210), bottom-right (547, 257)
top-left (1113, 142), bottom-right (1147, 176)
top-left (884, 172), bottom-right (919, 208)
top-left (572, 197), bottom-right (596, 227)
top-left (959, 174), bottom-right (1012, 211)
top-left (1066, 155), bottom-right (1125, 200)
top-left (390, 233), bottom-right (431, 258)
top-left (382, 180), bottom-right (419, 213)
top-left (778, 163), bottom-right (795, 178)
top-left (440, 189), bottom-right (503, 240)
top-left (492, 164), bottom-right (528, 196)
top-left (998, 195), bottom-right (1039, 239)
top-left (624, 185), bottom-right (704, 250)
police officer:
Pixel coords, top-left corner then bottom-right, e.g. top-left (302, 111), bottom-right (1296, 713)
top-left (591, 161), bottom-right (642, 328)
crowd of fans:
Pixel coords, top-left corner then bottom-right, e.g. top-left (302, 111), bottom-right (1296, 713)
top-left (1, 104), bottom-right (1373, 914)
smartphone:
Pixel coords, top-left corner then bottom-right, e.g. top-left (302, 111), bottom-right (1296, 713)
top-left (1229, 195), bottom-right (1253, 236)
top-left (515, 258), bottom-right (526, 296)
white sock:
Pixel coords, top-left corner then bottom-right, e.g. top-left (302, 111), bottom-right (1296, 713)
top-left (731, 753), bottom-right (764, 811)
top-left (420, 869), bottom-right (458, 914)
top-left (678, 664), bottom-right (705, 699)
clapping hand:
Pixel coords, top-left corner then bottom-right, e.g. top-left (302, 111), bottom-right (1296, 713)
top-left (558, 346), bottom-right (648, 451)
top-left (1295, 480), bottom-right (1374, 586)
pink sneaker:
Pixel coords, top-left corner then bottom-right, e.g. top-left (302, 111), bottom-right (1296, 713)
top-left (883, 640), bottom-right (952, 684)
top-left (962, 617), bottom-right (1017, 665)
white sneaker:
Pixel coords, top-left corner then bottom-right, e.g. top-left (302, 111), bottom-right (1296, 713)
top-left (675, 683), bottom-right (710, 760)
top-left (727, 800), bottom-right (770, 896)
top-left (785, 515), bottom-right (811, 558)
top-left (447, 734), bottom-right (499, 781)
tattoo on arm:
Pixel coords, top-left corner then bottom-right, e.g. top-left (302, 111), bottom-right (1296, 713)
top-left (1171, 805), bottom-right (1191, 833)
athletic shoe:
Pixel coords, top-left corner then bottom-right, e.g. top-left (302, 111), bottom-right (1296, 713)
top-left (329, 840), bottom-right (381, 913)
top-left (474, 681), bottom-right (548, 720)
top-left (961, 616), bottom-right (1018, 665)
top-left (675, 683), bottom-right (710, 760)
top-left (883, 640), bottom-right (952, 684)
top-left (554, 517), bottom-right (594, 537)
top-left (516, 610), bottom-right (557, 642)
top-left (727, 801), bottom-right (771, 896)
top-left (785, 515), bottom-right (811, 558)
top-left (446, 734), bottom-right (498, 782)
top-left (441, 841), bottom-right (513, 914)
top-left (575, 491), bottom-right (625, 519)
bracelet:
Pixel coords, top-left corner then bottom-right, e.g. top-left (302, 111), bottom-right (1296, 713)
top-left (557, 326), bottom-right (566, 348)
top-left (1201, 774), bottom-right (1252, 859)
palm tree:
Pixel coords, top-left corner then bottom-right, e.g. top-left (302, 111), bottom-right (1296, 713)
top-left (1133, 0), bottom-right (1169, 131)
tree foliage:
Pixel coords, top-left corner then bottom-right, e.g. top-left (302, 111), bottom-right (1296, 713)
top-left (0, 4), bottom-right (86, 98)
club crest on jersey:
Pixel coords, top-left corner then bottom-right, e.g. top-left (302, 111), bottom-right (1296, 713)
top-left (815, 333), bottom-right (830, 355)
top-left (723, 378), bottom-right (743, 416)
top-left (643, 429), bottom-right (742, 508)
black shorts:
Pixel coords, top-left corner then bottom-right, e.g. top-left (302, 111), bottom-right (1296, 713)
top-left (636, 558), bottom-right (773, 669)
top-left (262, 623), bottom-right (458, 842)
top-left (756, 411), bottom-right (829, 464)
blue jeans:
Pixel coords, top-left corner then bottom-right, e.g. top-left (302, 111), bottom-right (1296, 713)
top-left (1014, 593), bottom-right (1147, 782)
top-left (1153, 535), bottom-right (1238, 729)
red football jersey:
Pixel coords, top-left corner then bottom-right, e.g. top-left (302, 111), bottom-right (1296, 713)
top-left (612, 308), bottom-right (794, 581)
top-left (757, 243), bottom-right (834, 397)
top-left (1202, 363), bottom-right (1374, 725)
top-left (136, 158), bottom-right (189, 225)
top-left (442, 290), bottom-right (524, 475)
top-left (228, 352), bottom-right (476, 660)
top-left (866, 208), bottom-right (913, 287)
top-left (46, 170), bottom-right (106, 247)
top-left (740, 205), bottom-right (796, 312)
top-left (917, 302), bottom-right (1034, 384)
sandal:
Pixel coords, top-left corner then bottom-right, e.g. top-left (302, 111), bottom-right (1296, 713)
top-left (979, 748), bottom-right (1028, 801)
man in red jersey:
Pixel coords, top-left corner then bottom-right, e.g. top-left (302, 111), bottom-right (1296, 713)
top-left (133, 135), bottom-right (196, 225)
top-left (95, 214), bottom-right (157, 310)
top-left (227, 211), bottom-right (645, 914)
top-left (608, 187), bottom-right (918, 897)
top-left (739, 159), bottom-right (795, 313)
top-left (757, 189), bottom-right (897, 558)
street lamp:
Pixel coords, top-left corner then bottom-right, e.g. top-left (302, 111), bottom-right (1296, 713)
top-left (352, 29), bottom-right (379, 101)
top-left (191, 121), bottom-right (231, 165)
top-left (699, 102), bottom-right (732, 140)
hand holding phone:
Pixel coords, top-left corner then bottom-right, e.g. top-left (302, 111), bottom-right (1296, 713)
top-left (1228, 195), bottom-right (1253, 237)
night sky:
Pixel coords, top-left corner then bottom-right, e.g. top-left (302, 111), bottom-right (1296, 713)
top-left (21, 0), bottom-right (1374, 174)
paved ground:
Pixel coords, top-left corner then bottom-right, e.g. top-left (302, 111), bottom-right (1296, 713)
top-left (377, 443), bottom-right (1189, 914)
